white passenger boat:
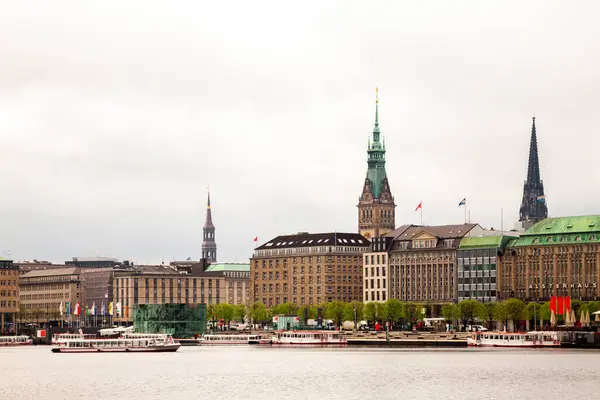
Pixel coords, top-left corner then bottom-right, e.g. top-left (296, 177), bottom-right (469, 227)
top-left (51, 335), bottom-right (181, 353)
top-left (0, 335), bottom-right (33, 346)
top-left (272, 330), bottom-right (348, 346)
top-left (467, 331), bottom-right (560, 347)
top-left (52, 333), bottom-right (98, 344)
top-left (198, 334), bottom-right (271, 345)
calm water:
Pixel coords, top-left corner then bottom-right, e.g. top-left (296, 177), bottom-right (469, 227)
top-left (1, 346), bottom-right (599, 399)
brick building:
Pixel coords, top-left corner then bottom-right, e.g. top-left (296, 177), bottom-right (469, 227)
top-left (0, 259), bottom-right (19, 332)
top-left (251, 232), bottom-right (369, 307)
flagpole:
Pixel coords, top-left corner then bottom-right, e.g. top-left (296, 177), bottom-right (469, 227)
top-left (420, 207), bottom-right (423, 226)
top-left (464, 200), bottom-right (467, 224)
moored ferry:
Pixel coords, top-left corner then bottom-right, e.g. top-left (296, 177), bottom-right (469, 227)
top-left (467, 331), bottom-right (560, 347)
top-left (272, 330), bottom-right (347, 346)
top-left (51, 335), bottom-right (181, 353)
top-left (198, 334), bottom-right (271, 345)
top-left (0, 335), bottom-right (33, 346)
top-left (52, 333), bottom-right (98, 344)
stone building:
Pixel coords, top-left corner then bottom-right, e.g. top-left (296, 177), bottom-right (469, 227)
top-left (204, 263), bottom-right (250, 306)
top-left (0, 259), bottom-right (19, 332)
top-left (362, 236), bottom-right (394, 303)
top-left (19, 267), bottom-right (82, 324)
top-left (19, 266), bottom-right (114, 325)
top-left (517, 117), bottom-right (548, 231)
top-left (357, 89), bottom-right (396, 240)
top-left (364, 224), bottom-right (483, 305)
top-left (499, 216), bottom-right (600, 301)
top-left (251, 232), bottom-right (369, 307)
top-left (112, 265), bottom-right (227, 323)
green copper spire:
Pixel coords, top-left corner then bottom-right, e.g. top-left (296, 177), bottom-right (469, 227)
top-left (365, 87), bottom-right (387, 198)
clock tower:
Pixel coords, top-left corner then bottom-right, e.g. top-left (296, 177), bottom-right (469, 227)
top-left (357, 88), bottom-right (396, 239)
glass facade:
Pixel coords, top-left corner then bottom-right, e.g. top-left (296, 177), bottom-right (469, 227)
top-left (133, 303), bottom-right (207, 338)
top-left (457, 248), bottom-right (498, 302)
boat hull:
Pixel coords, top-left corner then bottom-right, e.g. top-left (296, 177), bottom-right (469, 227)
top-left (52, 344), bottom-right (181, 353)
top-left (0, 341), bottom-right (33, 347)
top-left (468, 342), bottom-right (560, 348)
top-left (199, 341), bottom-right (252, 345)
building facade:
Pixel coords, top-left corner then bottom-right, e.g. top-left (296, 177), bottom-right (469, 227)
top-left (366, 224), bottom-right (483, 306)
top-left (357, 90), bottom-right (396, 240)
top-left (251, 232), bottom-right (369, 307)
top-left (363, 236), bottom-right (394, 302)
top-left (112, 265), bottom-right (227, 323)
top-left (65, 256), bottom-right (120, 268)
top-left (19, 267), bottom-right (82, 324)
top-left (499, 216), bottom-right (600, 302)
top-left (517, 117), bottom-right (548, 230)
top-left (457, 235), bottom-right (517, 303)
top-left (204, 263), bottom-right (250, 306)
top-left (202, 191), bottom-right (217, 263)
top-left (0, 259), bottom-right (19, 332)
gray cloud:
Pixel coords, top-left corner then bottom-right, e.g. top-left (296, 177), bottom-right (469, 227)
top-left (1, 0), bottom-right (599, 263)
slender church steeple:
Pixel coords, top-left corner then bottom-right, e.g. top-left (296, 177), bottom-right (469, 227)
top-left (519, 116), bottom-right (548, 225)
top-left (202, 189), bottom-right (217, 263)
top-left (357, 88), bottom-right (396, 240)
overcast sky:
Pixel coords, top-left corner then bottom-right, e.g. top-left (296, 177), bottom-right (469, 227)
top-left (1, 1), bottom-right (599, 264)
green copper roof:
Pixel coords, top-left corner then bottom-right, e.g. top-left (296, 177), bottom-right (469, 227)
top-left (522, 215), bottom-right (600, 235)
top-left (365, 90), bottom-right (387, 198)
top-left (204, 262), bottom-right (249, 272)
top-left (458, 235), bottom-right (517, 249)
top-left (508, 215), bottom-right (600, 247)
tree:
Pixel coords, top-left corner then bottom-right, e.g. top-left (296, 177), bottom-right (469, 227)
top-left (525, 302), bottom-right (541, 329)
top-left (207, 304), bottom-right (217, 322)
top-left (441, 304), bottom-right (457, 323)
top-left (343, 301), bottom-right (364, 328)
top-left (540, 302), bottom-right (551, 323)
top-left (478, 302), bottom-right (495, 330)
top-left (249, 302), bottom-right (267, 324)
top-left (215, 304), bottom-right (235, 327)
top-left (326, 301), bottom-right (346, 327)
top-left (457, 300), bottom-right (482, 331)
top-left (382, 299), bottom-right (403, 325)
top-left (504, 298), bottom-right (525, 331)
top-left (297, 305), bottom-right (318, 321)
top-left (364, 302), bottom-right (380, 323)
top-left (272, 302), bottom-right (298, 316)
top-left (493, 302), bottom-right (508, 330)
top-left (233, 304), bottom-right (246, 323)
top-left (405, 303), bottom-right (418, 329)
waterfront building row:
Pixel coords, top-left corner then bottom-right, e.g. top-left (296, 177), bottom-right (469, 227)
top-left (1, 259), bottom-right (249, 327)
top-left (248, 215), bottom-right (600, 310)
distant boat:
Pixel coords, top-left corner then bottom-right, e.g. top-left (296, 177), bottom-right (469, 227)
top-left (0, 335), bottom-right (33, 346)
top-left (198, 334), bottom-right (271, 345)
top-left (51, 335), bottom-right (181, 353)
top-left (272, 330), bottom-right (347, 346)
top-left (467, 331), bottom-right (560, 347)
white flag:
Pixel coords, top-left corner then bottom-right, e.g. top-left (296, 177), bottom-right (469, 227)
top-left (59, 302), bottom-right (64, 316)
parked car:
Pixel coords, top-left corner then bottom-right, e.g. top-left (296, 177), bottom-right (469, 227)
top-left (466, 325), bottom-right (488, 332)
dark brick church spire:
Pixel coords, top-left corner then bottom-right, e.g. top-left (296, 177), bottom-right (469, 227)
top-left (519, 116), bottom-right (548, 223)
top-left (202, 190), bottom-right (217, 263)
